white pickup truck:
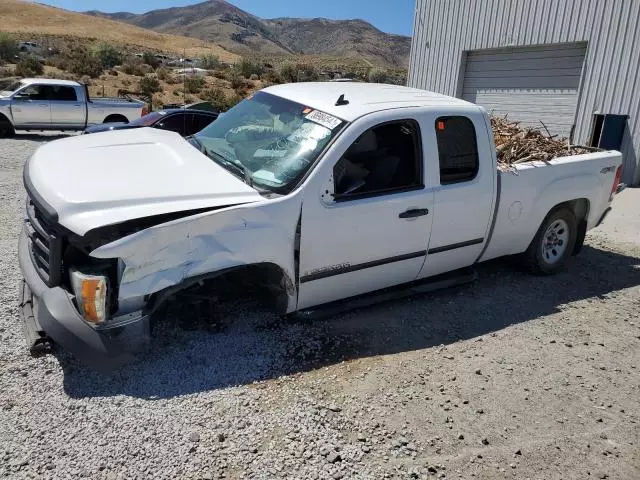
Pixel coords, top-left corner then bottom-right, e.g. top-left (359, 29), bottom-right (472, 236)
top-left (18, 83), bottom-right (624, 368)
top-left (0, 78), bottom-right (145, 136)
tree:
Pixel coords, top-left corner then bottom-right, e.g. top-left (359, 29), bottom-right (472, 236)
top-left (0, 33), bottom-right (17, 63)
top-left (139, 75), bottom-right (162, 98)
top-left (15, 56), bottom-right (44, 77)
top-left (93, 43), bottom-right (122, 69)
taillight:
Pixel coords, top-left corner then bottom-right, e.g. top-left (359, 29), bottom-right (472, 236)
top-left (141, 105), bottom-right (150, 117)
top-left (610, 165), bottom-right (623, 201)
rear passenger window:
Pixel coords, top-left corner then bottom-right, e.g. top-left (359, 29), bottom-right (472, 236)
top-left (435, 116), bottom-right (479, 184)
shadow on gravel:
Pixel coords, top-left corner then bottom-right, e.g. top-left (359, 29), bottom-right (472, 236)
top-left (60, 244), bottom-right (640, 399)
top-left (9, 133), bottom-right (74, 142)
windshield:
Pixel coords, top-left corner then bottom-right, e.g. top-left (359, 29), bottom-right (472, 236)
top-left (194, 91), bottom-right (345, 192)
top-left (0, 81), bottom-right (24, 97)
top-left (130, 111), bottom-right (164, 126)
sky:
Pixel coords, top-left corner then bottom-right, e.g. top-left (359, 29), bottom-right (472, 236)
top-left (36, 0), bottom-right (416, 36)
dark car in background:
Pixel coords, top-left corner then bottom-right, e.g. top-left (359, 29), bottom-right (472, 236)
top-left (83, 109), bottom-right (218, 136)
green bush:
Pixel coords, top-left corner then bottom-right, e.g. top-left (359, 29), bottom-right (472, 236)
top-left (139, 75), bottom-right (162, 98)
top-left (230, 73), bottom-right (246, 90)
top-left (234, 59), bottom-right (264, 79)
top-left (184, 76), bottom-right (205, 94)
top-left (156, 67), bottom-right (170, 81)
top-left (227, 93), bottom-right (244, 109)
top-left (368, 68), bottom-right (389, 84)
top-left (279, 62), bottom-right (297, 83)
top-left (262, 69), bottom-right (282, 84)
top-left (200, 54), bottom-right (222, 70)
top-left (93, 43), bottom-right (122, 69)
top-left (121, 57), bottom-right (145, 76)
top-left (0, 66), bottom-right (15, 78)
top-left (202, 87), bottom-right (228, 111)
top-left (0, 32), bottom-right (17, 62)
top-left (15, 56), bottom-right (44, 77)
top-left (142, 52), bottom-right (160, 70)
top-left (65, 49), bottom-right (103, 78)
top-left (279, 62), bottom-right (318, 83)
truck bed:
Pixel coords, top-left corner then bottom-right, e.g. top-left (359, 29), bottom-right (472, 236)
top-left (481, 150), bottom-right (622, 262)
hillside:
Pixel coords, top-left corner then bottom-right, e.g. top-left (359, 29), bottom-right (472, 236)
top-left (89, 0), bottom-right (291, 56)
top-left (265, 18), bottom-right (411, 67)
top-left (0, 0), bottom-right (238, 61)
top-left (87, 0), bottom-right (411, 67)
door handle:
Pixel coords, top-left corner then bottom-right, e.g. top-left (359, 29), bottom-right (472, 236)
top-left (39, 104), bottom-right (49, 107)
top-left (399, 208), bottom-right (429, 219)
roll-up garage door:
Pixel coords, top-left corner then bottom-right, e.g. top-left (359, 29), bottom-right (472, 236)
top-left (462, 43), bottom-right (587, 137)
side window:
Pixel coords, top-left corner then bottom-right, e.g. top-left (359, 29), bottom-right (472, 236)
top-left (156, 114), bottom-right (189, 136)
top-left (333, 120), bottom-right (422, 199)
top-left (49, 86), bottom-right (78, 101)
top-left (435, 116), bottom-right (479, 185)
top-left (192, 113), bottom-right (216, 134)
top-left (18, 85), bottom-right (46, 100)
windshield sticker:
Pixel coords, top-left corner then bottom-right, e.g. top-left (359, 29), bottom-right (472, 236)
top-left (305, 110), bottom-right (342, 130)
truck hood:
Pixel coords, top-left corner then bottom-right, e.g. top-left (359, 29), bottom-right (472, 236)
top-left (25, 128), bottom-right (263, 235)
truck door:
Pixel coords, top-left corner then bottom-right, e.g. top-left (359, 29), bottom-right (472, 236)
top-left (297, 112), bottom-right (435, 310)
top-left (48, 85), bottom-right (85, 128)
top-left (10, 84), bottom-right (51, 127)
top-left (418, 111), bottom-right (496, 279)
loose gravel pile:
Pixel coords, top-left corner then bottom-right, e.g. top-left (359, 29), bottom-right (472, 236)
top-left (1, 134), bottom-right (639, 480)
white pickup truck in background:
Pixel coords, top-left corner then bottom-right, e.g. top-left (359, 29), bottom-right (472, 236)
top-left (0, 78), bottom-right (145, 136)
top-left (18, 82), bottom-right (624, 368)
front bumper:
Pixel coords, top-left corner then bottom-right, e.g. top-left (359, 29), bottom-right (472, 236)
top-left (18, 227), bottom-right (149, 371)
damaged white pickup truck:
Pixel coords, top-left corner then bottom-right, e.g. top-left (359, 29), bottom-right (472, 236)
top-left (19, 83), bottom-right (625, 368)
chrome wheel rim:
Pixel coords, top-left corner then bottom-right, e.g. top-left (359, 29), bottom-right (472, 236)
top-left (541, 219), bottom-right (569, 264)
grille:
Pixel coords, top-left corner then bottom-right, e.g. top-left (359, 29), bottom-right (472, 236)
top-left (25, 198), bottom-right (63, 287)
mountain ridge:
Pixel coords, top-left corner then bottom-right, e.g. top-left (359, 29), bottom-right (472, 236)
top-left (86, 0), bottom-right (411, 67)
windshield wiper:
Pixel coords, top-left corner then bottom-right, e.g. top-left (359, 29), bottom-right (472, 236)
top-left (204, 147), bottom-right (254, 188)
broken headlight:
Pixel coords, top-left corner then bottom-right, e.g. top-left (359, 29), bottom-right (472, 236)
top-left (70, 269), bottom-right (109, 326)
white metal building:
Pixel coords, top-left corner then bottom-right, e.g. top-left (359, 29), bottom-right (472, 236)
top-left (408, 0), bottom-right (640, 186)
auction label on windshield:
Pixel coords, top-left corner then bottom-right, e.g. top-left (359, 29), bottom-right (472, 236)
top-left (305, 110), bottom-right (342, 130)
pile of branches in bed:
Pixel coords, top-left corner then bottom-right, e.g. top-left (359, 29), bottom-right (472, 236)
top-left (491, 116), bottom-right (598, 165)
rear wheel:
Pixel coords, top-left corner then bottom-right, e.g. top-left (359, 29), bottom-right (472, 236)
top-left (522, 207), bottom-right (577, 275)
top-left (0, 117), bottom-right (15, 138)
top-left (103, 114), bottom-right (128, 124)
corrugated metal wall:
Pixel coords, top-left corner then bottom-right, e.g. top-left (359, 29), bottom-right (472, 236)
top-left (408, 0), bottom-right (640, 185)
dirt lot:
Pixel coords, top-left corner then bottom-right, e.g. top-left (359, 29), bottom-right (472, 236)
top-left (0, 134), bottom-right (639, 480)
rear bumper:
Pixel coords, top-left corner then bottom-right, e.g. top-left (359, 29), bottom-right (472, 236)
top-left (18, 227), bottom-right (149, 371)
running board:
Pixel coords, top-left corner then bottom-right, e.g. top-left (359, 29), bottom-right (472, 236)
top-left (294, 267), bottom-right (478, 321)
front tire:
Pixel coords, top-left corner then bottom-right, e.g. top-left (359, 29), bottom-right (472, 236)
top-left (522, 207), bottom-right (577, 275)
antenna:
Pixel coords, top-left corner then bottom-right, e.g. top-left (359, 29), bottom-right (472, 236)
top-left (335, 94), bottom-right (349, 106)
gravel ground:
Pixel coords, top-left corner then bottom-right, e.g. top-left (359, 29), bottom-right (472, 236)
top-left (1, 134), bottom-right (639, 480)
